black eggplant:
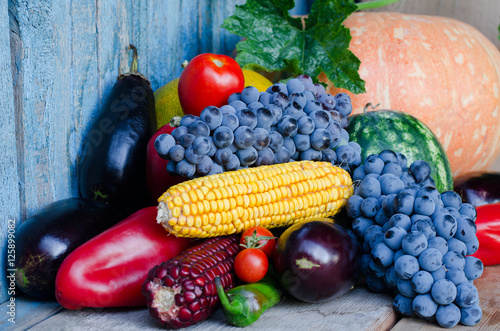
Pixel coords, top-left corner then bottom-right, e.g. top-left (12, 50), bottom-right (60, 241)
top-left (78, 45), bottom-right (156, 213)
top-left (14, 198), bottom-right (124, 300)
top-left (454, 172), bottom-right (500, 207)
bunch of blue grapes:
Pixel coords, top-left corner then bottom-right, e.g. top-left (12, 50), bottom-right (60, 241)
top-left (154, 75), bottom-right (362, 179)
top-left (346, 150), bottom-right (484, 328)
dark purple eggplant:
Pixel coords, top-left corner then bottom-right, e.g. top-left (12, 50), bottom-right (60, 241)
top-left (78, 45), bottom-right (156, 213)
top-left (14, 198), bottom-right (124, 300)
top-left (272, 220), bottom-right (360, 303)
top-left (453, 172), bottom-right (500, 207)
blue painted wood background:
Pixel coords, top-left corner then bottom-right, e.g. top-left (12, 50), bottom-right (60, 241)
top-left (0, 0), bottom-right (248, 304)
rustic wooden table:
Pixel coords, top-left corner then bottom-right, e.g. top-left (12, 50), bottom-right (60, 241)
top-left (1, 265), bottom-right (498, 331)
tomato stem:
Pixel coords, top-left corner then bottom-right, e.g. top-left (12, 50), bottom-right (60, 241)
top-left (129, 44), bottom-right (138, 72)
top-left (240, 229), bottom-right (277, 249)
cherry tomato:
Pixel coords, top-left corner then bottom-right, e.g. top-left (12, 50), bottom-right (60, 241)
top-left (240, 226), bottom-right (276, 258)
top-left (178, 53), bottom-right (244, 117)
top-left (234, 248), bottom-right (268, 283)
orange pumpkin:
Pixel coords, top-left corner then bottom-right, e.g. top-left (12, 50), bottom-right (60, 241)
top-left (321, 12), bottom-right (500, 177)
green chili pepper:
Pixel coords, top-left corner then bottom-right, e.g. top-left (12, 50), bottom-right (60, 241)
top-left (215, 275), bottom-right (281, 327)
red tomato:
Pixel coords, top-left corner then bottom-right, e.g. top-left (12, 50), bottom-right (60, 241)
top-left (178, 53), bottom-right (244, 116)
top-left (240, 226), bottom-right (276, 258)
top-left (146, 124), bottom-right (185, 202)
top-left (234, 248), bottom-right (268, 283)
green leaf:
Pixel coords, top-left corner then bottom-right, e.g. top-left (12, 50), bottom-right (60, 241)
top-left (222, 0), bottom-right (365, 94)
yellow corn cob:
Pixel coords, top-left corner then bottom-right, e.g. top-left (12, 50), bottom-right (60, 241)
top-left (157, 160), bottom-right (353, 238)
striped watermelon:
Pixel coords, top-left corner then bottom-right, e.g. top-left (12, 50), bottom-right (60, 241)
top-left (346, 109), bottom-right (453, 193)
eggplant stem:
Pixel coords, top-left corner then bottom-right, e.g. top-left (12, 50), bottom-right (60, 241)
top-left (129, 44), bottom-right (138, 72)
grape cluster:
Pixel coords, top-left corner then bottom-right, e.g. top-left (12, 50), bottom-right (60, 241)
top-left (346, 150), bottom-right (483, 328)
top-left (154, 75), bottom-right (362, 179)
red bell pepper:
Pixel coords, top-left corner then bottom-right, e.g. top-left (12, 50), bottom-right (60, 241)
top-left (55, 206), bottom-right (195, 309)
top-left (472, 202), bottom-right (500, 266)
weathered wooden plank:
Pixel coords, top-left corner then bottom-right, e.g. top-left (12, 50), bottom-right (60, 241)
top-left (391, 265), bottom-right (500, 331)
top-left (0, 0), bottom-right (20, 305)
top-left (0, 296), bottom-right (62, 330)
top-left (26, 286), bottom-right (397, 331)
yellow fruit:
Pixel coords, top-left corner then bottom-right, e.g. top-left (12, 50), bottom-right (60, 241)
top-left (242, 69), bottom-right (272, 92)
top-left (154, 78), bottom-right (185, 130)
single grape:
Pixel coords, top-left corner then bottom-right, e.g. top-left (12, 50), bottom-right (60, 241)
top-left (214, 147), bottom-right (233, 165)
top-left (410, 160), bottom-right (431, 183)
top-left (208, 162), bottom-right (223, 175)
top-left (385, 265), bottom-right (399, 289)
top-left (286, 78), bottom-right (305, 94)
top-left (361, 197), bottom-right (380, 218)
top-left (176, 159), bottom-right (196, 178)
top-left (240, 86), bottom-right (260, 104)
top-left (455, 282), bottom-right (479, 308)
top-left (436, 303), bottom-right (461, 328)
top-left (224, 154), bottom-right (240, 171)
top-left (289, 92), bottom-right (307, 108)
top-left (411, 270), bottom-right (434, 294)
top-left (393, 192), bottom-right (415, 215)
top-left (368, 258), bottom-right (387, 278)
top-left (220, 104), bottom-right (236, 115)
top-left (169, 145), bottom-right (185, 162)
top-left (418, 247), bottom-right (443, 272)
top-left (352, 165), bottom-right (366, 182)
top-left (446, 267), bottom-right (468, 285)
top-left (333, 93), bottom-right (352, 117)
top-left (304, 100), bottom-right (323, 114)
top-left (227, 92), bottom-right (241, 103)
top-left (380, 174), bottom-right (405, 195)
top-left (255, 147), bottom-right (275, 166)
top-left (393, 294), bottom-right (414, 316)
top-left (384, 226), bottom-right (407, 251)
top-left (199, 106), bottom-right (222, 130)
top-left (300, 148), bottom-right (322, 161)
top-left (236, 108), bottom-right (258, 129)
top-left (336, 144), bottom-right (356, 164)
top-left (236, 147), bottom-right (258, 166)
top-left (293, 133), bottom-right (311, 152)
top-left (258, 92), bottom-right (273, 107)
top-left (308, 110), bottom-right (330, 129)
top-left (382, 162), bottom-right (403, 177)
top-left (256, 107), bottom-right (274, 128)
top-left (413, 293), bottom-right (438, 318)
top-left (454, 216), bottom-right (477, 242)
top-left (378, 150), bottom-right (398, 164)
top-left (464, 256), bottom-right (483, 280)
top-left (372, 243), bottom-right (394, 267)
top-left (166, 160), bottom-right (177, 176)
top-left (413, 195), bottom-right (436, 216)
top-left (189, 120), bottom-right (210, 137)
top-left (465, 236), bottom-right (479, 255)
top-left (247, 101), bottom-right (264, 112)
top-left (221, 113), bottom-right (239, 131)
top-left (271, 91), bottom-right (289, 109)
top-left (234, 126), bottom-right (256, 149)
top-left (401, 231), bottom-right (428, 256)
top-left (441, 190), bottom-right (462, 210)
top-left (318, 93), bottom-right (336, 110)
top-left (230, 100), bottom-right (247, 111)
top-left (321, 148), bottom-right (336, 163)
top-left (460, 302), bottom-right (482, 326)
top-left (387, 213), bottom-right (411, 232)
top-left (196, 155), bottom-right (213, 176)
top-left (443, 251), bottom-right (466, 270)
top-left (395, 254), bottom-right (420, 279)
top-left (310, 128), bottom-right (331, 151)
top-left (184, 145), bottom-right (205, 164)
top-left (358, 177), bottom-right (382, 198)
top-left (268, 131), bottom-right (284, 152)
top-left (364, 155), bottom-right (385, 175)
top-left (433, 214), bottom-right (458, 240)
top-left (277, 115), bottom-right (298, 137)
top-left (447, 237), bottom-right (467, 257)
top-left (314, 83), bottom-right (326, 97)
top-left (180, 114), bottom-right (198, 127)
top-left (267, 82), bottom-right (288, 95)
top-left (459, 203), bottom-right (477, 220)
top-left (297, 116), bottom-right (315, 135)
top-left (274, 146), bottom-right (291, 164)
top-left (192, 136), bottom-right (211, 155)
top-left (180, 133), bottom-right (196, 148)
top-left (154, 134), bottom-right (176, 159)
top-left (268, 104), bottom-right (283, 126)
top-left (400, 170), bottom-right (416, 187)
